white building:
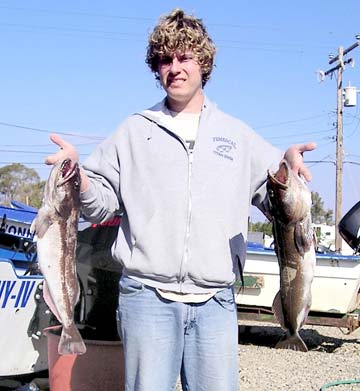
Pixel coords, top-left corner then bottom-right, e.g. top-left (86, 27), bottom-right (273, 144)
top-left (314, 223), bottom-right (354, 255)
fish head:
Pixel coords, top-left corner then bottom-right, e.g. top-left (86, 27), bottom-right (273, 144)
top-left (44, 158), bottom-right (81, 215)
top-left (58, 159), bottom-right (81, 192)
top-left (267, 160), bottom-right (312, 224)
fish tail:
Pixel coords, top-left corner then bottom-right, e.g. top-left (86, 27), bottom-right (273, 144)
top-left (58, 325), bottom-right (87, 355)
top-left (275, 333), bottom-right (308, 352)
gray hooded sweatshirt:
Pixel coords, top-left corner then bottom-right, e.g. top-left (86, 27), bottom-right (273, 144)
top-left (80, 96), bottom-right (283, 293)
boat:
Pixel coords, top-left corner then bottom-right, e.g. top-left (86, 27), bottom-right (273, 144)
top-left (0, 202), bottom-right (121, 380)
top-left (0, 202), bottom-right (50, 376)
top-left (236, 241), bottom-right (360, 331)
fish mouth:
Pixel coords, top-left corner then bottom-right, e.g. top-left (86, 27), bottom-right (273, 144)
top-left (57, 159), bottom-right (79, 187)
top-left (61, 159), bottom-right (72, 176)
top-left (268, 160), bottom-right (290, 189)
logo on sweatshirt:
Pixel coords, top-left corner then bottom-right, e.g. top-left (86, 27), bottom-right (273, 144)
top-left (212, 137), bottom-right (236, 161)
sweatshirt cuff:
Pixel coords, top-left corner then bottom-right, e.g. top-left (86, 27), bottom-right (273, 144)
top-left (79, 182), bottom-right (97, 204)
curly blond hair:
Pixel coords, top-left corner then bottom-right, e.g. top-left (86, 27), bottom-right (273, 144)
top-left (146, 9), bottom-right (216, 87)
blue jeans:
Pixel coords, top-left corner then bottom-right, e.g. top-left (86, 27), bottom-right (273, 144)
top-left (117, 275), bottom-right (238, 391)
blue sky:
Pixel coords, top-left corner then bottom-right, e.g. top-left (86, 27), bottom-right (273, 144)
top-left (1, 0), bottom-right (360, 221)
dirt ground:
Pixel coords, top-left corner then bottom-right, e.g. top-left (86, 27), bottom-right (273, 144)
top-left (1, 320), bottom-right (359, 391)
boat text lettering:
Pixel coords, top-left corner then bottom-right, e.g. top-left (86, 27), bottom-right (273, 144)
top-left (0, 280), bottom-right (36, 309)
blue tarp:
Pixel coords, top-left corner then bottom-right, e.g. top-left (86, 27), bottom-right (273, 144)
top-left (0, 205), bottom-right (37, 225)
top-left (247, 240), bottom-right (360, 262)
top-left (10, 200), bottom-right (38, 213)
top-left (0, 247), bottom-right (34, 262)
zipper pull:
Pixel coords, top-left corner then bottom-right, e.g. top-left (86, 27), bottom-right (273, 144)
top-left (189, 151), bottom-right (194, 164)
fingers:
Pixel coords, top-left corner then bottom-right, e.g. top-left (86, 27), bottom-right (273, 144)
top-left (285, 142), bottom-right (317, 159)
top-left (45, 133), bottom-right (78, 165)
top-left (296, 142), bottom-right (317, 154)
top-left (295, 142), bottom-right (316, 181)
top-left (49, 133), bottom-right (66, 149)
top-left (284, 141), bottom-right (316, 182)
top-left (299, 165), bottom-right (312, 182)
top-left (45, 152), bottom-right (61, 165)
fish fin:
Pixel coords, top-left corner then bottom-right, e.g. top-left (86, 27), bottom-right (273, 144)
top-left (43, 282), bottom-right (63, 323)
top-left (58, 325), bottom-right (87, 355)
top-left (272, 291), bottom-right (286, 329)
top-left (31, 207), bottom-right (55, 238)
top-left (54, 202), bottom-right (72, 220)
top-left (275, 333), bottom-right (308, 352)
top-left (294, 218), bottom-right (313, 256)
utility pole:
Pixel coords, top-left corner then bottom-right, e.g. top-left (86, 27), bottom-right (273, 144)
top-left (335, 47), bottom-right (344, 253)
top-left (321, 37), bottom-right (360, 252)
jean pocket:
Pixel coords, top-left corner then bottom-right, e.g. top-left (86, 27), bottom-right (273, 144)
top-left (213, 287), bottom-right (236, 311)
top-left (119, 275), bottom-right (145, 296)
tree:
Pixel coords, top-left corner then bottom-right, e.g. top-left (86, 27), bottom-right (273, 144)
top-left (311, 191), bottom-right (333, 224)
top-left (249, 221), bottom-right (273, 236)
top-left (250, 191), bottom-right (334, 238)
top-left (0, 163), bottom-right (45, 208)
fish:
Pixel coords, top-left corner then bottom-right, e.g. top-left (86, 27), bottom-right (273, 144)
top-left (267, 159), bottom-right (316, 352)
top-left (31, 158), bottom-right (86, 355)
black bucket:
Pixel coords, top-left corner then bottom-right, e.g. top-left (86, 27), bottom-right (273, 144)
top-left (338, 201), bottom-right (360, 252)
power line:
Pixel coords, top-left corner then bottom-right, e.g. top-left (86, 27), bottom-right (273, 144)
top-left (0, 5), bottom-right (290, 32)
top-left (0, 149), bottom-right (89, 156)
top-left (344, 160), bottom-right (360, 166)
top-left (306, 160), bottom-right (336, 165)
top-left (0, 6), bottom-right (155, 22)
top-left (0, 141), bottom-right (99, 147)
top-left (0, 121), bottom-right (105, 140)
top-left (0, 161), bottom-right (52, 165)
top-left (0, 20), bottom-right (334, 53)
top-left (346, 153), bottom-right (360, 159)
top-left (264, 127), bottom-right (335, 140)
top-left (344, 117), bottom-right (360, 139)
top-left (0, 21), bottom-right (145, 38)
top-left (254, 113), bottom-right (331, 129)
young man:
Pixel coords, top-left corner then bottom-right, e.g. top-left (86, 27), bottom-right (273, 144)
top-left (46, 9), bottom-right (315, 391)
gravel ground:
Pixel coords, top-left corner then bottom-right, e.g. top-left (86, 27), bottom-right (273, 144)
top-left (176, 320), bottom-right (360, 391)
top-left (238, 320), bottom-right (360, 391)
top-left (1, 320), bottom-right (358, 390)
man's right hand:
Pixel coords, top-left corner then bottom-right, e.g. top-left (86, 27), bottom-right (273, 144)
top-left (46, 133), bottom-right (90, 192)
top-left (45, 133), bottom-right (79, 166)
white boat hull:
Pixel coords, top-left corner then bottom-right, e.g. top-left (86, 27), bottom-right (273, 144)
top-left (236, 247), bottom-right (360, 314)
top-left (0, 260), bottom-right (49, 376)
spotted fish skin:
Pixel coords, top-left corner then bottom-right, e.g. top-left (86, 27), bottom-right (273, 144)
top-left (267, 159), bottom-right (316, 352)
top-left (31, 158), bottom-right (86, 355)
